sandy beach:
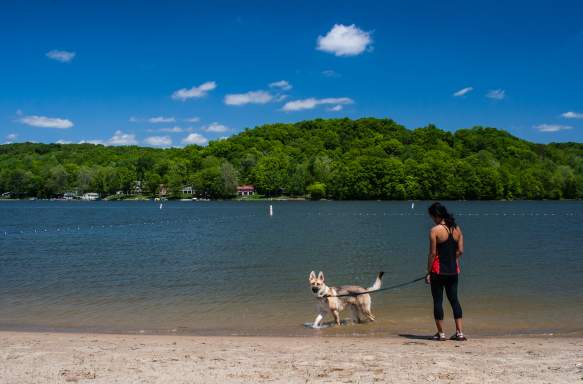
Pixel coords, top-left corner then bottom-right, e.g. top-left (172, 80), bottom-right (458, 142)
top-left (0, 332), bottom-right (581, 383)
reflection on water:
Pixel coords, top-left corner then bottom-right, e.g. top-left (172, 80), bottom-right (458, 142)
top-left (0, 200), bottom-right (582, 336)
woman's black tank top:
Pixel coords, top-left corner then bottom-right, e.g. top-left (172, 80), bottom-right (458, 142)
top-left (435, 224), bottom-right (459, 275)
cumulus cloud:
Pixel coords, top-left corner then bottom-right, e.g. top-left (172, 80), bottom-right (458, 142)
top-left (6, 133), bottom-right (18, 142)
top-left (224, 90), bottom-right (273, 106)
top-left (148, 116), bottom-right (175, 123)
top-left (204, 122), bottom-right (229, 133)
top-left (534, 124), bottom-right (573, 132)
top-left (328, 105), bottom-right (344, 112)
top-left (184, 117), bottom-right (200, 123)
top-left (19, 115), bottom-right (74, 129)
top-left (46, 50), bottom-right (76, 63)
top-left (108, 130), bottom-right (138, 145)
top-left (144, 136), bottom-right (172, 147)
top-left (316, 24), bottom-right (372, 57)
top-left (182, 133), bottom-right (208, 145)
top-left (561, 111), bottom-right (583, 119)
top-left (269, 80), bottom-right (292, 91)
top-left (79, 139), bottom-right (105, 145)
top-left (158, 126), bottom-right (193, 133)
top-left (486, 89), bottom-right (506, 100)
top-left (78, 131), bottom-right (137, 146)
top-left (453, 87), bottom-right (473, 97)
top-left (172, 81), bottom-right (217, 101)
top-left (282, 97), bottom-right (354, 112)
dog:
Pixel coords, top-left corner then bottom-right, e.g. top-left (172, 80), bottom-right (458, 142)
top-left (308, 271), bottom-right (384, 327)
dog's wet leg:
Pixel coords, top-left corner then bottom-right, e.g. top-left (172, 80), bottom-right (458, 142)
top-left (364, 311), bottom-right (376, 322)
top-left (350, 305), bottom-right (361, 324)
top-left (313, 313), bottom-right (325, 328)
top-left (332, 310), bottom-right (341, 326)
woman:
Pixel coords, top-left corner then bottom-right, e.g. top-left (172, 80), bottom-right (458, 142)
top-left (425, 202), bottom-right (466, 341)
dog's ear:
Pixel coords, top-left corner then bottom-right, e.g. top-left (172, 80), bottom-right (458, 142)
top-left (309, 271), bottom-right (316, 281)
top-left (318, 271), bottom-right (325, 282)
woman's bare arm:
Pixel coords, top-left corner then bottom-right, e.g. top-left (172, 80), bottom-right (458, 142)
top-left (456, 226), bottom-right (464, 257)
top-left (427, 228), bottom-right (437, 274)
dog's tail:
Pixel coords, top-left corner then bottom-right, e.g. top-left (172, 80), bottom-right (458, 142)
top-left (368, 271), bottom-right (384, 291)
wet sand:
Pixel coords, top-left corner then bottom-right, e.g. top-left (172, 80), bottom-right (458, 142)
top-left (1, 331), bottom-right (582, 383)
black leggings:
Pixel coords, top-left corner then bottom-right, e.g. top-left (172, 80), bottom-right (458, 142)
top-left (430, 273), bottom-right (463, 320)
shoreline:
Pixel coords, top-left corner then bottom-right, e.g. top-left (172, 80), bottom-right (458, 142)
top-left (1, 324), bottom-right (582, 339)
top-left (1, 331), bottom-right (582, 383)
top-left (2, 197), bottom-right (583, 202)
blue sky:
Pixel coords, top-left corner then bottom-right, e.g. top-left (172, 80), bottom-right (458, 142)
top-left (1, 0), bottom-right (582, 146)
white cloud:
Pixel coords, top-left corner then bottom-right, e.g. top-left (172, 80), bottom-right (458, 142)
top-left (79, 139), bottom-right (105, 145)
top-left (6, 133), bottom-right (18, 141)
top-left (453, 87), bottom-right (473, 97)
top-left (56, 139), bottom-right (72, 144)
top-left (182, 133), bottom-right (208, 145)
top-left (328, 105), bottom-right (343, 112)
top-left (129, 116), bottom-right (139, 123)
top-left (172, 81), bottom-right (217, 101)
top-left (144, 136), bottom-right (172, 147)
top-left (322, 69), bottom-right (340, 78)
top-left (184, 117), bottom-right (200, 123)
top-left (316, 24), bottom-right (372, 57)
top-left (486, 89), bottom-right (506, 100)
top-left (19, 115), bottom-right (74, 129)
top-left (204, 122), bottom-right (229, 133)
top-left (534, 124), bottom-right (573, 132)
top-left (282, 97), bottom-right (354, 112)
top-left (148, 116), bottom-right (175, 123)
top-left (46, 50), bottom-right (76, 63)
top-left (269, 80), bottom-right (292, 91)
top-left (561, 111), bottom-right (583, 119)
top-left (224, 90), bottom-right (273, 106)
top-left (108, 130), bottom-right (138, 145)
top-left (158, 126), bottom-right (193, 133)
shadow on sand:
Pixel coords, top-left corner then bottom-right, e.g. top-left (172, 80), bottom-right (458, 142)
top-left (398, 334), bottom-right (435, 340)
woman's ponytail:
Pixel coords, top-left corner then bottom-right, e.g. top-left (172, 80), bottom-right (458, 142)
top-left (428, 202), bottom-right (457, 229)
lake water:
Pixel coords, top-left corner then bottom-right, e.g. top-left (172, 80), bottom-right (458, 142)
top-left (1, 200), bottom-right (582, 337)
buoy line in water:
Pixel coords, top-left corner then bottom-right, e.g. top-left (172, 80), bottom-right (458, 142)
top-left (0, 213), bottom-right (258, 238)
top-left (0, 211), bottom-right (576, 238)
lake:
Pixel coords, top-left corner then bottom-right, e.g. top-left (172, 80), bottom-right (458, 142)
top-left (1, 200), bottom-right (582, 337)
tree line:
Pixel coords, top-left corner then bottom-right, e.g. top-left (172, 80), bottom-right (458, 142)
top-left (1, 118), bottom-right (582, 200)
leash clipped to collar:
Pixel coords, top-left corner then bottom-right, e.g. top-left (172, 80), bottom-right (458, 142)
top-left (323, 275), bottom-right (426, 298)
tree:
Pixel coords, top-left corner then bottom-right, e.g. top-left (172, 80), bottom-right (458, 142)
top-left (306, 182), bottom-right (326, 200)
top-left (0, 118), bottom-right (582, 201)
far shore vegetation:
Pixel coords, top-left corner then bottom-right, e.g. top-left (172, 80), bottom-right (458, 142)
top-left (1, 118), bottom-right (582, 201)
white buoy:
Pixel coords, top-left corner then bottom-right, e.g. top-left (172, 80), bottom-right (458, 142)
top-left (159, 203), bottom-right (163, 210)
top-left (411, 201), bottom-right (415, 209)
top-left (269, 204), bottom-right (273, 216)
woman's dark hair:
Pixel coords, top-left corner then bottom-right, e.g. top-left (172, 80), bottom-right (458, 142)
top-left (428, 202), bottom-right (457, 228)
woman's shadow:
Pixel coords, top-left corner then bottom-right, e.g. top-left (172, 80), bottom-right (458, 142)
top-left (398, 334), bottom-right (435, 340)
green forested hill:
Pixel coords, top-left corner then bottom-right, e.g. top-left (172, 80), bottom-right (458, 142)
top-left (1, 118), bottom-right (582, 200)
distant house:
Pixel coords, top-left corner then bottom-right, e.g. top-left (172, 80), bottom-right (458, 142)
top-left (181, 186), bottom-right (194, 195)
top-left (63, 192), bottom-right (78, 200)
top-left (1, 191), bottom-right (12, 199)
top-left (159, 184), bottom-right (168, 197)
top-left (130, 180), bottom-right (143, 195)
top-left (237, 185), bottom-right (255, 197)
top-left (81, 192), bottom-right (100, 201)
